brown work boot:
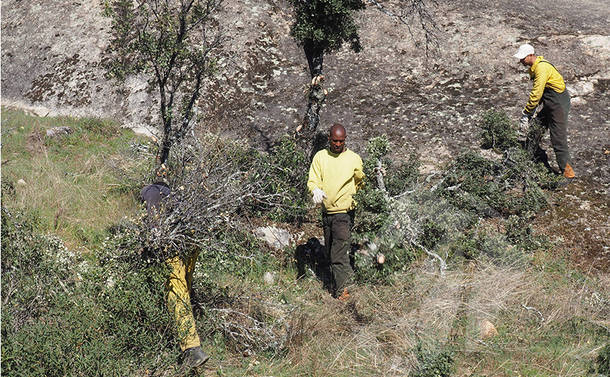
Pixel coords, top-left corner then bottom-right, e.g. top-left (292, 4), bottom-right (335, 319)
top-left (337, 288), bottom-right (350, 302)
top-left (563, 163), bottom-right (575, 179)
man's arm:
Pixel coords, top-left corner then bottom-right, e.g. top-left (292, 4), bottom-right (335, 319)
top-left (523, 64), bottom-right (552, 115)
top-left (307, 153), bottom-right (326, 204)
top-left (307, 154), bottom-right (322, 193)
top-left (353, 155), bottom-right (365, 190)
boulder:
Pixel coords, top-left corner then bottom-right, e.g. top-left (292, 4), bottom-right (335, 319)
top-left (254, 226), bottom-right (293, 250)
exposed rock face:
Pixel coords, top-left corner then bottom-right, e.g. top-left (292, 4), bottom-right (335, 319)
top-left (1, 0), bottom-right (609, 185)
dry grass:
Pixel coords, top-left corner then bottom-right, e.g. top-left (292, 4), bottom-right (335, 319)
top-left (213, 255), bottom-right (608, 376)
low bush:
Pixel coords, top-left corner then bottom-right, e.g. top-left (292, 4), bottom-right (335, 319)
top-left (351, 122), bottom-right (559, 282)
top-left (439, 148), bottom-right (558, 217)
top-left (253, 136), bottom-right (309, 223)
top-left (594, 343), bottom-right (610, 376)
top-left (412, 342), bottom-right (455, 377)
top-left (1, 207), bottom-right (177, 376)
top-left (478, 109), bottom-right (519, 151)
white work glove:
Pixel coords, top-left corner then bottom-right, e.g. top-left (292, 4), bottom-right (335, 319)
top-left (519, 111), bottom-right (532, 129)
top-left (312, 188), bottom-right (326, 204)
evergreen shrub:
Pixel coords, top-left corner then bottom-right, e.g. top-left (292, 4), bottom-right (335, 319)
top-left (1, 207), bottom-right (177, 376)
top-left (413, 342), bottom-right (455, 377)
top-left (479, 109), bottom-right (519, 151)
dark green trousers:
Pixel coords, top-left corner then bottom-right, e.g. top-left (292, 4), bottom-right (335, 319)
top-left (533, 88), bottom-right (572, 172)
top-left (323, 211), bottom-right (353, 296)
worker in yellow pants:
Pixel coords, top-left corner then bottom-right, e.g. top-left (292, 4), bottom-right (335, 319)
top-left (166, 252), bottom-right (208, 368)
top-left (141, 182), bottom-right (209, 369)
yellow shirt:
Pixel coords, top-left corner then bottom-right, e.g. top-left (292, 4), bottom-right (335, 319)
top-left (524, 56), bottom-right (566, 115)
top-left (307, 148), bottom-right (365, 214)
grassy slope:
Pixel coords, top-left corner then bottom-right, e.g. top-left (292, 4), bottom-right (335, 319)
top-left (1, 107), bottom-right (151, 250)
top-left (1, 107), bottom-right (608, 376)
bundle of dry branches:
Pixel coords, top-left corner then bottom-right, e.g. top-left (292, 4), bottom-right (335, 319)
top-left (140, 135), bottom-right (283, 261)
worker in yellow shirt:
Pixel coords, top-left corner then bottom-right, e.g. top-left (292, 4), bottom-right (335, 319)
top-left (140, 181), bottom-right (209, 369)
top-left (307, 124), bottom-right (365, 301)
top-left (514, 43), bottom-right (575, 180)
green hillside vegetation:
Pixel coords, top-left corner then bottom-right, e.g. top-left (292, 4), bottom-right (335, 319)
top-left (1, 107), bottom-right (609, 376)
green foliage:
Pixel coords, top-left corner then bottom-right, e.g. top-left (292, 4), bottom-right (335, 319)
top-left (353, 136), bottom-right (428, 283)
top-left (479, 109), bottom-right (519, 151)
top-left (419, 219), bottom-right (447, 250)
top-left (352, 128), bottom-right (559, 283)
top-left (505, 215), bottom-right (545, 252)
top-left (385, 155), bottom-right (420, 196)
top-left (594, 343), bottom-right (610, 376)
top-left (197, 227), bottom-right (272, 279)
top-left (253, 136), bottom-right (309, 223)
top-left (440, 148), bottom-right (557, 217)
top-left (1, 207), bottom-right (177, 376)
top-left (354, 244), bottom-right (417, 284)
top-left (449, 230), bottom-right (482, 260)
top-left (354, 135), bottom-right (419, 240)
top-left (289, 0), bottom-right (365, 53)
top-left (413, 342), bottom-right (455, 377)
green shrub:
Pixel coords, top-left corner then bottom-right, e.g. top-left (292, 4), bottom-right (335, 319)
top-left (354, 244), bottom-right (417, 284)
top-left (385, 154), bottom-right (420, 196)
top-left (505, 215), bottom-right (545, 252)
top-left (439, 148), bottom-right (556, 217)
top-left (354, 135), bottom-right (419, 240)
top-left (413, 342), bottom-right (455, 377)
top-left (1, 207), bottom-right (178, 376)
top-left (479, 109), bottom-right (519, 151)
top-left (255, 136), bottom-right (309, 223)
top-left (594, 343), bottom-right (610, 376)
top-left (289, 0), bottom-right (365, 54)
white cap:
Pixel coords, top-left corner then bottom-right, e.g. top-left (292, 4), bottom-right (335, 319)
top-left (514, 43), bottom-right (535, 59)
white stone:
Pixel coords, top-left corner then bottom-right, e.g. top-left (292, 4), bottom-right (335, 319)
top-left (254, 226), bottom-right (292, 250)
top-left (46, 126), bottom-right (73, 138)
top-left (263, 271), bottom-right (275, 285)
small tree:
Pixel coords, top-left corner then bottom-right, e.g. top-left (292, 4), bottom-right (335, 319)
top-left (289, 0), bottom-right (364, 153)
top-left (290, 0), bottom-right (439, 154)
top-left (104, 0), bottom-right (222, 165)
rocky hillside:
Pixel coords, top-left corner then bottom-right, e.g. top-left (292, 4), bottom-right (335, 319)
top-left (2, 0), bottom-right (609, 183)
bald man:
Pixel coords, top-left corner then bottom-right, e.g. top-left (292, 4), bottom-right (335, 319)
top-left (307, 124), bottom-right (365, 301)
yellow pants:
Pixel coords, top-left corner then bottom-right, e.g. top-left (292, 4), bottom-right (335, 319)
top-left (166, 252), bottom-right (201, 351)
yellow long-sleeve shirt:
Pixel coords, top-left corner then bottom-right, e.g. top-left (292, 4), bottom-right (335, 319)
top-left (307, 148), bottom-right (365, 214)
top-left (523, 56), bottom-right (566, 115)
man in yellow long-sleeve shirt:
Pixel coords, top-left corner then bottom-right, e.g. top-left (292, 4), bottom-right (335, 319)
top-left (307, 123), bottom-right (364, 301)
top-left (514, 43), bottom-right (575, 179)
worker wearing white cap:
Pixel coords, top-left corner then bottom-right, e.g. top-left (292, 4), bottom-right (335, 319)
top-left (514, 43), bottom-right (575, 180)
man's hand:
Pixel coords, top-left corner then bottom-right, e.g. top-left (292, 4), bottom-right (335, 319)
top-left (312, 188), bottom-right (326, 204)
